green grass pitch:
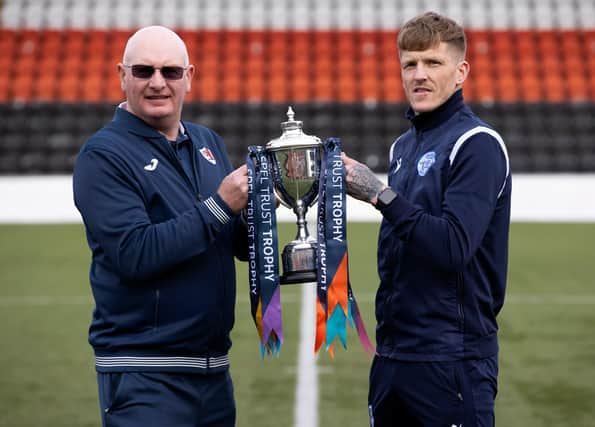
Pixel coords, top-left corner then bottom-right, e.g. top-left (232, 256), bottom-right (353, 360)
top-left (1, 222), bottom-right (595, 426)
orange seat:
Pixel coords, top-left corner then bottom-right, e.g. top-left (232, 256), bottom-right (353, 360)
top-left (467, 30), bottom-right (490, 57)
top-left (496, 76), bottom-right (518, 103)
top-left (336, 75), bottom-right (357, 103)
top-left (381, 57), bottom-right (400, 78)
top-left (290, 55), bottom-right (310, 79)
top-left (57, 75), bottom-right (81, 102)
top-left (198, 31), bottom-right (220, 57)
top-left (589, 74), bottom-right (595, 101)
top-left (336, 34), bottom-right (355, 56)
top-left (559, 31), bottom-right (582, 57)
top-left (313, 75), bottom-right (334, 102)
top-left (473, 75), bottom-right (496, 103)
top-left (82, 75), bottom-right (104, 103)
top-left (14, 54), bottom-right (37, 76)
top-left (221, 75), bottom-right (242, 102)
top-left (12, 74), bottom-right (34, 101)
top-left (514, 31), bottom-right (536, 58)
top-left (358, 31), bottom-right (379, 57)
top-left (289, 32), bottom-right (311, 58)
top-left (543, 75), bottom-right (565, 102)
top-left (106, 77), bottom-right (124, 103)
top-left (519, 75), bottom-right (542, 102)
top-left (536, 31), bottom-right (559, 56)
top-left (0, 76), bottom-right (9, 102)
top-left (359, 56), bottom-right (378, 78)
top-left (360, 76), bottom-right (380, 102)
top-left (268, 31), bottom-right (288, 57)
top-left (87, 31), bottom-right (109, 58)
top-left (566, 74), bottom-right (589, 102)
top-left (380, 31), bottom-right (398, 57)
top-left (34, 74), bottom-right (57, 101)
top-left (313, 58), bottom-right (332, 83)
top-left (381, 76), bottom-right (404, 102)
top-left (313, 31), bottom-right (333, 57)
top-left (196, 76), bottom-right (220, 102)
top-left (266, 76), bottom-right (289, 103)
top-left (246, 57), bottom-right (265, 77)
top-left (289, 75), bottom-right (310, 103)
top-left (490, 31), bottom-right (513, 56)
top-left (39, 30), bottom-right (63, 57)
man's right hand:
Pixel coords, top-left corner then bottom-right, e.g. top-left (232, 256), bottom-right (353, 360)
top-left (217, 164), bottom-right (248, 214)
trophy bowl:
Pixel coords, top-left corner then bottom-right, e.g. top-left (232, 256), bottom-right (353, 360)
top-left (265, 107), bottom-right (323, 284)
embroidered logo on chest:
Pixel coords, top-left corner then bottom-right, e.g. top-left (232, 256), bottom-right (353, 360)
top-left (199, 147), bottom-right (217, 165)
top-left (417, 151), bottom-right (436, 176)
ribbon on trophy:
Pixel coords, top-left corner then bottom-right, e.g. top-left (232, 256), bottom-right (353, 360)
top-left (314, 138), bottom-right (375, 358)
top-left (246, 146), bottom-right (283, 357)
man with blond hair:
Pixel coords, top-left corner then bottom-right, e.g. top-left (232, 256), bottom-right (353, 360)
top-left (343, 12), bottom-right (511, 426)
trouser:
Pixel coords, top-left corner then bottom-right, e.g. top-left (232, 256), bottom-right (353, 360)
top-left (97, 370), bottom-right (235, 427)
top-left (368, 355), bottom-right (498, 427)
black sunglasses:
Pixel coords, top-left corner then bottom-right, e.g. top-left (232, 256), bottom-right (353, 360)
top-left (123, 64), bottom-right (188, 80)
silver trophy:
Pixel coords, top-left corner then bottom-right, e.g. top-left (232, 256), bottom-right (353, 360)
top-left (265, 107), bottom-right (323, 284)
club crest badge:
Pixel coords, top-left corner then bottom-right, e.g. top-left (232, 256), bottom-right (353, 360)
top-left (199, 147), bottom-right (216, 165)
top-left (417, 151), bottom-right (436, 176)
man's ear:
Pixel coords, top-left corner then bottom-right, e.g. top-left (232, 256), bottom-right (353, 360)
top-left (185, 65), bottom-right (196, 93)
top-left (117, 63), bottom-right (126, 91)
top-left (456, 60), bottom-right (470, 86)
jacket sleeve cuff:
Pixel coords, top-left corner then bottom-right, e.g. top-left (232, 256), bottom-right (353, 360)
top-left (203, 194), bottom-right (234, 225)
top-left (379, 193), bottom-right (417, 226)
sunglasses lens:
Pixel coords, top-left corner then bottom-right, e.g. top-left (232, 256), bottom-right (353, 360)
top-left (161, 67), bottom-right (185, 80)
top-left (131, 65), bottom-right (155, 79)
top-left (129, 65), bottom-right (185, 80)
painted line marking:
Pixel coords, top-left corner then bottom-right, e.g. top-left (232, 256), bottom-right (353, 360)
top-left (294, 282), bottom-right (318, 427)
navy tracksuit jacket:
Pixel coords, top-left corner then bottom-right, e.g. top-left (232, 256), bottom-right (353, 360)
top-left (375, 90), bottom-right (512, 362)
top-left (73, 107), bottom-right (247, 374)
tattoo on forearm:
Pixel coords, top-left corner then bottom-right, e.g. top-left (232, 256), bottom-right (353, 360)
top-left (347, 164), bottom-right (384, 202)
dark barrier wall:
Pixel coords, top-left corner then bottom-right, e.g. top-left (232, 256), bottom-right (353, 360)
top-left (1, 101), bottom-right (593, 175)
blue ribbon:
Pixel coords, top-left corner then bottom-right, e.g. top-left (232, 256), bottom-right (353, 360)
top-left (246, 146), bottom-right (283, 357)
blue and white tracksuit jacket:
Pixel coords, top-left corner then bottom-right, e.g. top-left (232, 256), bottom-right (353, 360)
top-left (73, 107), bottom-right (247, 374)
top-left (376, 90), bottom-right (512, 362)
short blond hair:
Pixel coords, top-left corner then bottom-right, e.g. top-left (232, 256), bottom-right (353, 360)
top-left (398, 12), bottom-right (466, 57)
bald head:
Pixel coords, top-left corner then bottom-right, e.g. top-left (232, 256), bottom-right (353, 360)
top-left (123, 26), bottom-right (189, 66)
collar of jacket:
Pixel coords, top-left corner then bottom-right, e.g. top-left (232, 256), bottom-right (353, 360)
top-left (112, 106), bottom-right (183, 140)
top-left (405, 89), bottom-right (465, 132)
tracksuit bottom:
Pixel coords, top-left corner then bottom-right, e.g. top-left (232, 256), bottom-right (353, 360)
top-left (97, 370), bottom-right (235, 427)
top-left (368, 355), bottom-right (498, 427)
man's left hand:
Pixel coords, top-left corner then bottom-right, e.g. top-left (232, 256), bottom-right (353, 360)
top-left (341, 152), bottom-right (386, 205)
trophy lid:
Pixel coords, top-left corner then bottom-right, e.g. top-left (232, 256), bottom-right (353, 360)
top-left (266, 106), bottom-right (322, 150)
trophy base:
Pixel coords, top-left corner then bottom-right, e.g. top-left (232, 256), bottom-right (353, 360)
top-left (280, 239), bottom-right (318, 285)
top-left (280, 269), bottom-right (317, 285)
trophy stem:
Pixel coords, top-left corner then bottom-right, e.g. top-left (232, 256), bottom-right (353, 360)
top-left (294, 200), bottom-right (310, 242)
top-left (280, 200), bottom-right (318, 284)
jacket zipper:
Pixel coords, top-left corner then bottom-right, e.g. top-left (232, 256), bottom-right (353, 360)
top-left (403, 129), bottom-right (424, 196)
top-left (190, 141), bottom-right (202, 200)
top-left (166, 136), bottom-right (202, 200)
top-left (456, 272), bottom-right (465, 331)
top-left (154, 289), bottom-right (160, 329)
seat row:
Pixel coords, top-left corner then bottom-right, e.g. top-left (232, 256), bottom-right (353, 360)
top-left (1, 28), bottom-right (595, 104)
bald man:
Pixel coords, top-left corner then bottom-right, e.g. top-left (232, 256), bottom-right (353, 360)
top-left (73, 26), bottom-right (248, 426)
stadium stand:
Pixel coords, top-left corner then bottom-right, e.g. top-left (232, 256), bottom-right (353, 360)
top-left (0, 0), bottom-right (594, 174)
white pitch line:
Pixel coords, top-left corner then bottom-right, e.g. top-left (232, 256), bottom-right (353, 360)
top-left (3, 294), bottom-right (595, 307)
top-left (294, 282), bottom-right (318, 427)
